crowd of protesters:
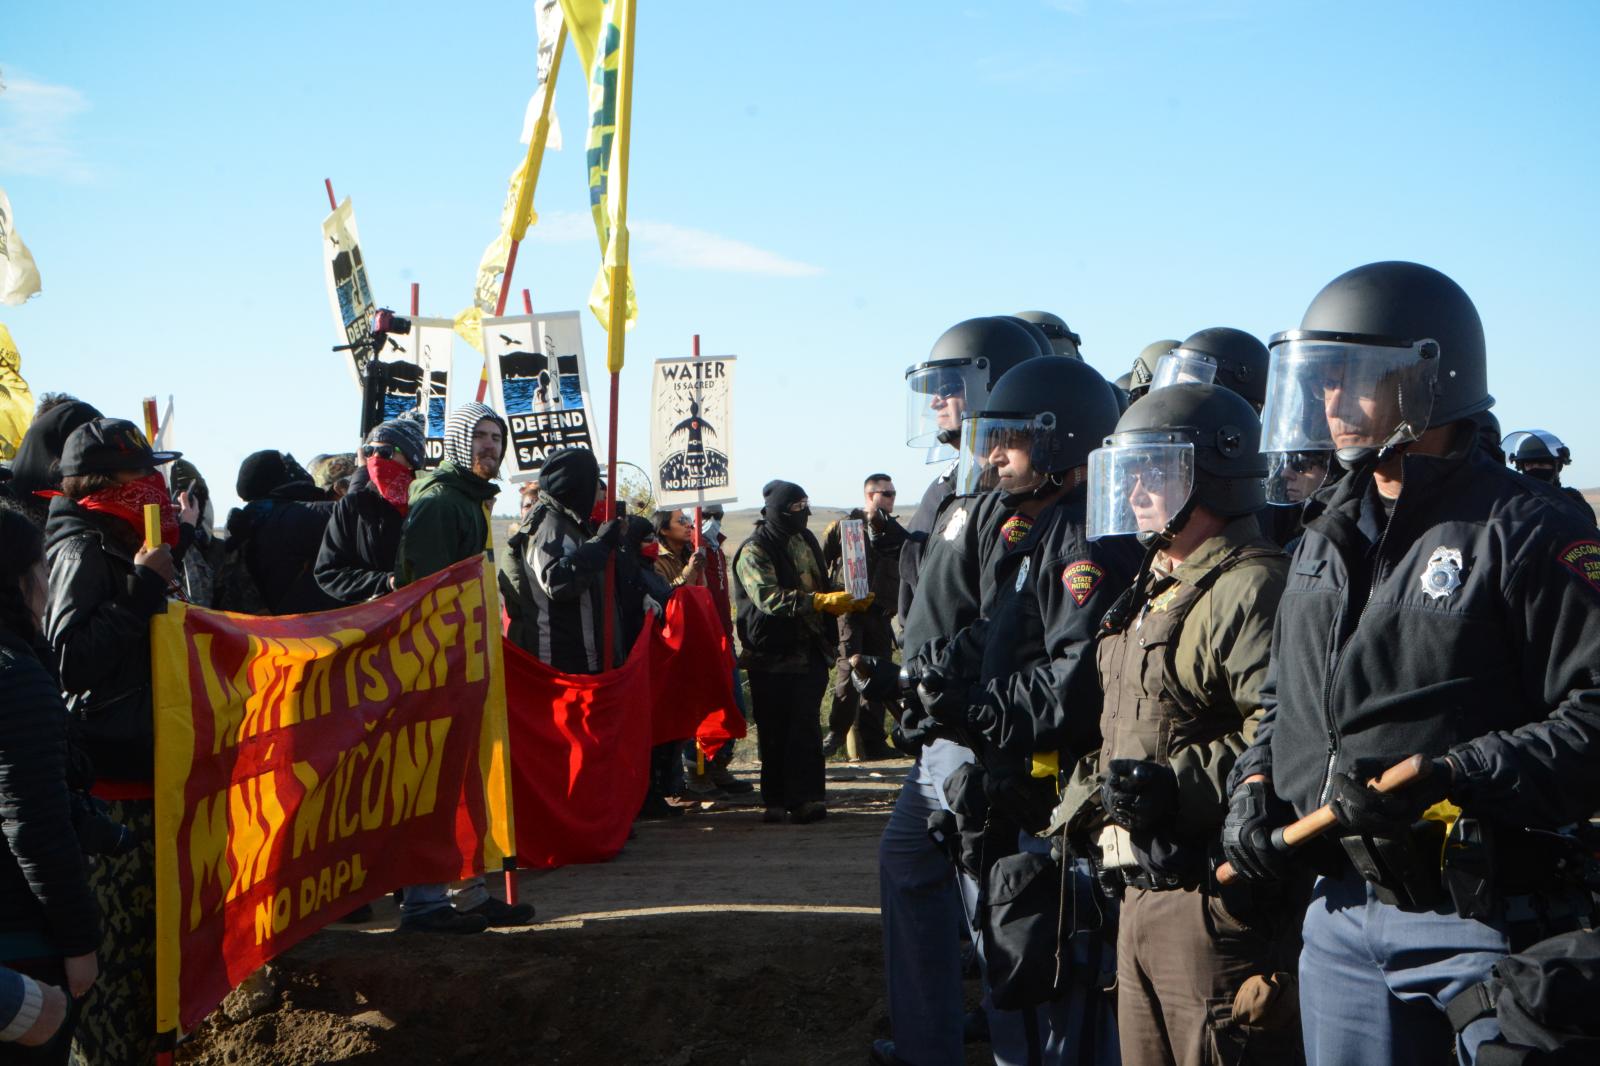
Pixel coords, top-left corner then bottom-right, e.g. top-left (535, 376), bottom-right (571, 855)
top-left (0, 386), bottom-right (887, 1064)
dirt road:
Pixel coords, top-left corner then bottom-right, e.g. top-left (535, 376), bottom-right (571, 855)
top-left (175, 758), bottom-right (989, 1066)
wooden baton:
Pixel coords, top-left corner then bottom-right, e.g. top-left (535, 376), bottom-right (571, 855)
top-left (1215, 754), bottom-right (1429, 885)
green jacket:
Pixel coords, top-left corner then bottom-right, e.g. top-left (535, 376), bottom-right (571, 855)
top-left (394, 461), bottom-right (500, 587)
top-left (732, 527), bottom-right (831, 672)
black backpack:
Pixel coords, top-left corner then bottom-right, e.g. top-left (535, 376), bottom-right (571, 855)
top-left (1448, 930), bottom-right (1600, 1064)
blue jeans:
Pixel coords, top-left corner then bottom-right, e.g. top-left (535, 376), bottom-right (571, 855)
top-left (878, 738), bottom-right (975, 1065)
top-left (401, 877), bottom-right (489, 916)
top-left (1300, 870), bottom-right (1510, 1065)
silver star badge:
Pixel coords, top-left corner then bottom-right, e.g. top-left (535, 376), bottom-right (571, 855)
top-left (1420, 547), bottom-right (1464, 601)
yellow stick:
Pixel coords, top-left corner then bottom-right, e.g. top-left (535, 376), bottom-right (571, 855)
top-left (509, 23), bottom-right (568, 242)
top-left (143, 503), bottom-right (162, 551)
top-left (603, 0), bottom-right (637, 372)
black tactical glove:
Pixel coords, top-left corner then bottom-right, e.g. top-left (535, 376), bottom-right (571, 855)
top-left (849, 655), bottom-right (904, 701)
top-left (1221, 779), bottom-right (1294, 883)
top-left (1327, 756), bottom-right (1454, 836)
top-left (916, 667), bottom-right (972, 728)
top-left (1100, 758), bottom-right (1179, 833)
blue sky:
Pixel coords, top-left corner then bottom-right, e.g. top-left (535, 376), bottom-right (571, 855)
top-left (4, 1), bottom-right (1599, 517)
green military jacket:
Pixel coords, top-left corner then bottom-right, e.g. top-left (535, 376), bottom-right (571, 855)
top-left (733, 529), bottom-right (830, 672)
top-left (1095, 515), bottom-right (1288, 841)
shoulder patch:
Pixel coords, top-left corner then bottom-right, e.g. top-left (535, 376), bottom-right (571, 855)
top-left (1557, 540), bottom-right (1600, 594)
top-left (1062, 560), bottom-right (1105, 606)
top-left (999, 514), bottom-right (1033, 545)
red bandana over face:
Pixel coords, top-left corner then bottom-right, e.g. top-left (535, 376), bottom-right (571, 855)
top-left (79, 473), bottom-right (179, 547)
top-left (366, 456), bottom-right (415, 515)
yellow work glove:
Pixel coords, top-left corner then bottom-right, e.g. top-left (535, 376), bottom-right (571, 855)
top-left (812, 591), bottom-right (856, 616)
top-left (849, 593), bottom-right (875, 613)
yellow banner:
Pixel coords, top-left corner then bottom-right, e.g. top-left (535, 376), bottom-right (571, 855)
top-left (569, 0), bottom-right (637, 339)
top-left (0, 323), bottom-right (33, 459)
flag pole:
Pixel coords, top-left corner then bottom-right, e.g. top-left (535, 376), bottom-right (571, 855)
top-left (522, 288), bottom-right (533, 315)
top-left (601, 0), bottom-right (638, 671)
top-left (324, 178), bottom-right (337, 211)
top-left (478, 24), bottom-right (569, 404)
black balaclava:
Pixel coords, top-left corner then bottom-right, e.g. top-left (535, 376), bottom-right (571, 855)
top-left (236, 451), bottom-right (317, 502)
top-left (762, 479), bottom-right (810, 536)
top-left (539, 448), bottom-right (600, 517)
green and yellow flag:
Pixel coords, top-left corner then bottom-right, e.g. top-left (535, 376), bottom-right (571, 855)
top-left (0, 323), bottom-right (34, 460)
top-left (562, 0), bottom-right (638, 342)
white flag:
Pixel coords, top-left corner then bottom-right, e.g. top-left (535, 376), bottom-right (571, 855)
top-left (519, 0), bottom-right (564, 150)
top-left (0, 187), bottom-right (42, 306)
top-left (153, 395), bottom-right (177, 455)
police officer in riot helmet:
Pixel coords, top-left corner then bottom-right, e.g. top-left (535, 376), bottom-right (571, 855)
top-left (898, 315), bottom-right (1042, 624)
top-left (1147, 327), bottom-right (1271, 411)
top-left (1222, 261), bottom-right (1600, 1065)
top-left (874, 314), bottom-right (1044, 1066)
top-left (1014, 310), bottom-right (1084, 359)
top-left (1504, 429), bottom-right (1595, 523)
top-left (1079, 383), bottom-right (1303, 1064)
top-left (1127, 339), bottom-right (1181, 402)
top-left (898, 356), bottom-right (1138, 1066)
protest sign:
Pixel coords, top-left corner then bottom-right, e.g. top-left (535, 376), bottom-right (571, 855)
top-left (152, 557), bottom-right (515, 1035)
top-left (484, 311), bottom-right (595, 481)
top-left (321, 197), bottom-right (378, 386)
top-left (649, 355), bottom-right (736, 508)
top-left (838, 519), bottom-right (870, 600)
top-left (379, 317), bottom-right (453, 466)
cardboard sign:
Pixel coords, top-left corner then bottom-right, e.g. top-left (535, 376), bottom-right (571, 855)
top-left (321, 197), bottom-right (378, 387)
top-left (379, 318), bottom-right (453, 467)
top-left (484, 312), bottom-right (595, 481)
top-left (839, 519), bottom-right (870, 600)
top-left (649, 355), bottom-right (736, 508)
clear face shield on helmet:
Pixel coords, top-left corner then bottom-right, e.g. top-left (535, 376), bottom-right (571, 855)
top-left (1259, 334), bottom-right (1439, 464)
top-left (1264, 450), bottom-right (1332, 506)
top-left (1086, 433), bottom-right (1196, 541)
top-left (905, 359), bottom-right (988, 463)
top-left (1150, 349), bottom-right (1217, 392)
top-left (956, 412), bottom-right (1058, 497)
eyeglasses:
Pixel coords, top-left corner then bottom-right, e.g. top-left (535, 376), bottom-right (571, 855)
top-left (361, 445), bottom-right (398, 461)
top-left (872, 490), bottom-right (897, 497)
top-left (1287, 453), bottom-right (1329, 475)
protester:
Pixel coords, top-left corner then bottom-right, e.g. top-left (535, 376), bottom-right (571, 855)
top-left (3, 395), bottom-right (103, 530)
top-left (217, 450), bottom-right (338, 614)
top-left (394, 401), bottom-right (533, 933)
top-left (732, 480), bottom-right (865, 825)
top-left (0, 504), bottom-right (101, 1065)
top-left (653, 509), bottom-right (706, 588)
top-left (821, 474), bottom-right (906, 760)
top-left (683, 504), bottom-right (754, 798)
top-left (0, 962), bottom-right (69, 1051)
top-left (315, 418), bottom-right (426, 604)
top-left (167, 458), bottom-right (221, 606)
top-left (499, 447), bottom-right (624, 674)
top-left (307, 452), bottom-right (358, 499)
top-left (43, 418), bottom-right (194, 1065)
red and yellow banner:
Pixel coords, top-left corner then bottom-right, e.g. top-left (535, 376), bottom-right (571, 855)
top-left (153, 557), bottom-right (515, 1033)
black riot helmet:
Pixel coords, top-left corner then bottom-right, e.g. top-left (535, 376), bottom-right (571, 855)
top-left (1504, 430), bottom-right (1572, 483)
top-left (1474, 410), bottom-right (1504, 465)
top-left (997, 315), bottom-right (1056, 358)
top-left (1013, 310), bottom-right (1083, 359)
top-left (1088, 384), bottom-right (1267, 546)
top-left (1128, 339), bottom-right (1181, 401)
top-left (905, 316), bottom-right (1041, 460)
top-left (1261, 261), bottom-right (1490, 466)
top-left (1151, 327), bottom-right (1270, 410)
top-left (956, 356), bottom-right (1120, 504)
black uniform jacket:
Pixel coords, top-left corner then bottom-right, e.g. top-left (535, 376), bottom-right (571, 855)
top-left (898, 466), bottom-right (955, 625)
top-left (1231, 431), bottom-right (1600, 828)
top-left (931, 486), bottom-right (1140, 763)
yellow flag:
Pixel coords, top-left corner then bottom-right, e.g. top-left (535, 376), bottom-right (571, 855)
top-left (453, 306), bottom-right (487, 355)
top-left (0, 323), bottom-right (33, 459)
top-left (566, 0), bottom-right (637, 335)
